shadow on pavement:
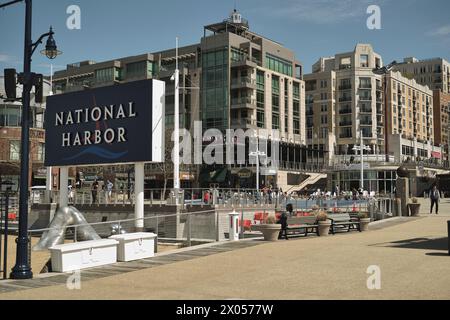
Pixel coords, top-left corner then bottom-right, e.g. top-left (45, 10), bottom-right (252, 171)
top-left (379, 237), bottom-right (448, 251)
top-left (425, 252), bottom-right (450, 257)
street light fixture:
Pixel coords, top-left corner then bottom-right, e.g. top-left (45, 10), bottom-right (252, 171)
top-left (40, 26), bottom-right (62, 59)
top-left (1, 0), bottom-right (61, 280)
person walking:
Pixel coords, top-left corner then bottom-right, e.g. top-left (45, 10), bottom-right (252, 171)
top-left (106, 180), bottom-right (113, 204)
top-left (430, 185), bottom-right (440, 214)
top-left (278, 209), bottom-right (289, 240)
top-left (91, 179), bottom-right (99, 204)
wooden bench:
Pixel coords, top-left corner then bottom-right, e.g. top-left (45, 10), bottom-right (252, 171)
top-left (285, 216), bottom-right (319, 238)
top-left (328, 213), bottom-right (361, 234)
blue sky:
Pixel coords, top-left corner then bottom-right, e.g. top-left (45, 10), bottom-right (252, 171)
top-left (1, 0), bottom-right (450, 75)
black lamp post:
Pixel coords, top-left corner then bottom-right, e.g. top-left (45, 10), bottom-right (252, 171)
top-left (0, 0), bottom-right (61, 279)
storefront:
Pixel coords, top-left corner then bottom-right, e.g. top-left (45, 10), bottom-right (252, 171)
top-left (330, 165), bottom-right (398, 195)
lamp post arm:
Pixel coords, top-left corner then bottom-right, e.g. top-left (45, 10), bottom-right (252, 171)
top-left (0, 0), bottom-right (23, 9)
top-left (30, 31), bottom-right (52, 57)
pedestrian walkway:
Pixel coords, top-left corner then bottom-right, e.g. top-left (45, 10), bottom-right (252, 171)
top-left (0, 239), bottom-right (262, 294)
top-left (0, 206), bottom-right (448, 299)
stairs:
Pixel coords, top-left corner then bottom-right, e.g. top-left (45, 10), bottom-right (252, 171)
top-left (296, 173), bottom-right (327, 192)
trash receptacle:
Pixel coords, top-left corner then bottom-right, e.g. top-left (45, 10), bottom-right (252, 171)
top-left (228, 211), bottom-right (240, 241)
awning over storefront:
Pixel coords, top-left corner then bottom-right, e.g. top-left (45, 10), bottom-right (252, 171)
top-left (432, 151), bottom-right (441, 159)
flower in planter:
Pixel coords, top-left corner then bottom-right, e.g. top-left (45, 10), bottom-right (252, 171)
top-left (411, 197), bottom-right (418, 204)
top-left (357, 212), bottom-right (369, 219)
top-left (265, 214), bottom-right (277, 224)
top-left (316, 210), bottom-right (328, 222)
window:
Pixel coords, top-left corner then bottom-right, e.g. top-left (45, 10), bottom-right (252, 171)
top-left (0, 106), bottom-right (21, 127)
top-left (360, 55), bottom-right (369, 68)
top-left (37, 143), bottom-right (45, 162)
top-left (256, 70), bottom-right (265, 128)
top-left (294, 119), bottom-right (300, 135)
top-left (231, 47), bottom-right (246, 63)
top-left (126, 61), bottom-right (151, 79)
top-left (9, 141), bottom-right (20, 161)
top-left (293, 82), bottom-right (300, 99)
top-left (265, 53), bottom-right (293, 76)
top-left (340, 57), bottom-right (351, 69)
top-left (272, 114), bottom-right (280, 130)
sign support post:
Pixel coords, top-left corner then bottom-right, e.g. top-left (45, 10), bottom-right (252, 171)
top-left (135, 162), bottom-right (144, 231)
top-left (59, 167), bottom-right (68, 208)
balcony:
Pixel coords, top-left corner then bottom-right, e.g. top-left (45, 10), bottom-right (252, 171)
top-left (230, 57), bottom-right (259, 69)
top-left (360, 119), bottom-right (372, 125)
top-left (360, 107), bottom-right (372, 113)
top-left (230, 118), bottom-right (257, 129)
top-left (359, 84), bottom-right (372, 89)
top-left (339, 96), bottom-right (352, 102)
top-left (339, 64), bottom-right (352, 70)
top-left (339, 108), bottom-right (352, 114)
top-left (231, 77), bottom-right (257, 90)
top-left (230, 97), bottom-right (256, 110)
top-left (339, 133), bottom-right (352, 139)
top-left (339, 84), bottom-right (352, 90)
top-left (339, 121), bottom-right (353, 126)
top-left (359, 96), bottom-right (372, 102)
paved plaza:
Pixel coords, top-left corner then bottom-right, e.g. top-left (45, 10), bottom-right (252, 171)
top-left (0, 197), bottom-right (449, 300)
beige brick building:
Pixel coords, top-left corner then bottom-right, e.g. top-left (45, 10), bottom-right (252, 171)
top-left (385, 71), bottom-right (436, 163)
top-left (304, 44), bottom-right (384, 163)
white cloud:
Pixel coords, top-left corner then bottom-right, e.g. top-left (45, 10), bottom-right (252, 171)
top-left (428, 25), bottom-right (450, 37)
top-left (0, 54), bottom-right (12, 62)
top-left (259, 0), bottom-right (382, 24)
top-left (0, 53), bottom-right (20, 65)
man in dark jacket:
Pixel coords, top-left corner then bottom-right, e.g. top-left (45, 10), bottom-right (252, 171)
top-left (430, 185), bottom-right (440, 215)
top-left (278, 209), bottom-right (289, 240)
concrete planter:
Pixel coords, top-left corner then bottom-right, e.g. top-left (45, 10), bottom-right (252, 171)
top-left (318, 220), bottom-right (331, 237)
top-left (359, 218), bottom-right (371, 231)
top-left (252, 224), bottom-right (281, 241)
top-left (408, 203), bottom-right (421, 216)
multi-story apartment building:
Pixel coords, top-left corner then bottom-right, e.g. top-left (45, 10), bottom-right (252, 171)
top-left (384, 71), bottom-right (437, 163)
top-left (433, 90), bottom-right (450, 161)
top-left (393, 57), bottom-right (450, 162)
top-left (304, 44), bottom-right (384, 163)
top-left (50, 10), bottom-right (310, 190)
top-left (0, 77), bottom-right (52, 191)
top-left (393, 57), bottom-right (450, 94)
top-left (305, 45), bottom-right (443, 195)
